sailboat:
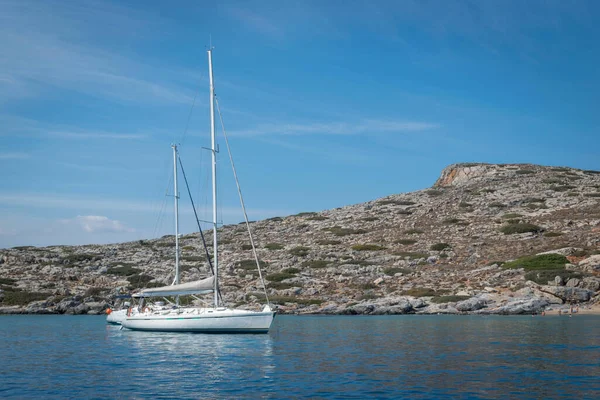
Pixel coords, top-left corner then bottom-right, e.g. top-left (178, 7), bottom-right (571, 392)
top-left (120, 49), bottom-right (275, 333)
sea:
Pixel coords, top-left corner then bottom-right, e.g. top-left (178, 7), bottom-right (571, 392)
top-left (1, 314), bottom-right (599, 399)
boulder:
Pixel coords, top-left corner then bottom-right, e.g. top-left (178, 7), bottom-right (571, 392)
top-left (456, 297), bottom-right (487, 312)
top-left (581, 277), bottom-right (600, 292)
top-left (578, 255), bottom-right (600, 273)
top-left (565, 278), bottom-right (581, 288)
top-left (541, 286), bottom-right (594, 302)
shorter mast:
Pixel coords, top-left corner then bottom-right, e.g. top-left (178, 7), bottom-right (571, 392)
top-left (172, 145), bottom-right (180, 288)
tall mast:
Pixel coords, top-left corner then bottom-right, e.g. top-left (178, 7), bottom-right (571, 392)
top-left (208, 48), bottom-right (219, 308)
top-left (172, 144), bottom-right (180, 288)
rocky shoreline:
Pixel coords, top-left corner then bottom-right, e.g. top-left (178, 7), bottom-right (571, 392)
top-left (1, 163), bottom-right (599, 316)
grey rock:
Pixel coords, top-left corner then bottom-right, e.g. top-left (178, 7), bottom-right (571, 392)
top-left (456, 297), bottom-right (487, 312)
top-left (541, 286), bottom-right (593, 302)
top-left (555, 275), bottom-right (564, 286)
top-left (565, 278), bottom-right (581, 288)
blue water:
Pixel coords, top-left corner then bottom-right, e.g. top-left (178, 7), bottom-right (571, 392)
top-left (1, 315), bottom-right (599, 399)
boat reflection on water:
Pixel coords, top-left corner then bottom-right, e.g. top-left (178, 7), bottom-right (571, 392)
top-left (104, 324), bottom-right (276, 393)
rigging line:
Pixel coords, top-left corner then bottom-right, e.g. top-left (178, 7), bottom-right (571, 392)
top-left (152, 174), bottom-right (173, 239)
top-left (178, 156), bottom-right (223, 304)
top-left (179, 72), bottom-right (204, 146)
top-left (215, 96), bottom-right (270, 306)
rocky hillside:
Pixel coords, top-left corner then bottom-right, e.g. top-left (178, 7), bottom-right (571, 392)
top-left (1, 163), bottom-right (599, 315)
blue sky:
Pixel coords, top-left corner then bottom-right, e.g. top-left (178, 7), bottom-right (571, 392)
top-left (1, 0), bottom-right (599, 247)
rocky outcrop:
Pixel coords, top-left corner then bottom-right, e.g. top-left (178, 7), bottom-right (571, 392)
top-left (1, 162), bottom-right (600, 315)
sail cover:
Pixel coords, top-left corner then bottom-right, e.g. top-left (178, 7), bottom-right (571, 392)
top-left (133, 276), bottom-right (215, 297)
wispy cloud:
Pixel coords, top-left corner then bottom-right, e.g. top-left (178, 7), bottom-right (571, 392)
top-left (0, 152), bottom-right (30, 160)
top-left (230, 119), bottom-right (439, 137)
top-left (0, 115), bottom-right (147, 141)
top-left (64, 215), bottom-right (135, 233)
top-left (0, 192), bottom-right (292, 218)
top-left (0, 0), bottom-right (194, 104)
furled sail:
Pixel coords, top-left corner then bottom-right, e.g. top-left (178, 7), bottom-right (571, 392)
top-left (133, 276), bottom-right (214, 297)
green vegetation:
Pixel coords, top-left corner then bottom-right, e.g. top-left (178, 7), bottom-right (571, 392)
top-left (64, 253), bottom-right (99, 264)
top-left (0, 278), bottom-right (16, 285)
top-left (550, 185), bottom-right (576, 192)
top-left (480, 189), bottom-right (496, 193)
top-left (182, 245), bottom-right (195, 251)
top-left (544, 232), bottom-right (563, 237)
top-left (294, 212), bottom-right (317, 217)
top-left (1, 291), bottom-right (48, 305)
top-left (523, 197), bottom-right (545, 203)
top-left (443, 218), bottom-right (462, 224)
top-left (268, 282), bottom-right (295, 290)
top-left (500, 223), bottom-right (543, 235)
top-left (283, 267), bottom-right (300, 274)
top-left (515, 169), bottom-right (535, 175)
top-left (584, 193), bottom-right (600, 197)
top-left (289, 246), bottom-right (310, 257)
top-left (266, 216), bottom-right (283, 222)
top-left (430, 243), bottom-right (451, 251)
top-left (241, 244), bottom-right (253, 250)
top-left (352, 244), bottom-right (386, 251)
top-left (264, 243), bottom-right (284, 250)
top-left (265, 272), bottom-right (296, 282)
top-left (379, 199), bottom-right (416, 206)
top-left (459, 202), bottom-right (472, 208)
top-left (583, 170), bottom-right (600, 175)
top-left (524, 269), bottom-right (587, 285)
top-left (181, 255), bottom-right (204, 262)
top-left (524, 203), bottom-right (548, 210)
top-left (430, 295), bottom-right (470, 304)
top-left (106, 265), bottom-right (142, 276)
top-left (383, 267), bottom-right (411, 276)
top-left (502, 213), bottom-right (523, 219)
top-left (317, 239), bottom-right (341, 245)
top-left (426, 189), bottom-right (443, 196)
top-left (301, 260), bottom-right (330, 269)
top-left (404, 228), bottom-right (423, 235)
top-left (542, 178), bottom-right (563, 184)
top-left (237, 259), bottom-right (268, 270)
top-left (489, 202), bottom-right (506, 208)
top-left (323, 226), bottom-right (367, 236)
top-left (362, 217), bottom-right (379, 222)
top-left (127, 274), bottom-right (155, 289)
top-left (402, 287), bottom-right (436, 297)
top-left (307, 215), bottom-right (328, 221)
top-left (503, 254), bottom-right (567, 270)
top-left (395, 239), bottom-right (417, 245)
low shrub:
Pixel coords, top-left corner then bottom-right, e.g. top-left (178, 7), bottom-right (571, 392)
top-left (264, 243), bottom-right (284, 250)
top-left (395, 239), bottom-right (417, 245)
top-left (307, 215), bottom-right (328, 221)
top-left (237, 259), bottom-right (268, 270)
top-left (265, 272), bottom-right (296, 282)
top-left (294, 212), bottom-right (317, 217)
top-left (500, 223), bottom-right (543, 235)
top-left (489, 202), bottom-right (506, 208)
top-left (289, 246), bottom-right (310, 257)
top-left (544, 232), bottom-right (563, 237)
top-left (383, 267), bottom-right (411, 276)
top-left (352, 244), bottom-right (386, 251)
top-left (430, 243), bottom-right (451, 251)
top-left (584, 193), bottom-right (600, 197)
top-left (1, 291), bottom-right (48, 305)
top-left (362, 217), bottom-right (379, 222)
top-left (266, 216), bottom-right (283, 222)
top-left (64, 253), bottom-right (99, 264)
top-left (430, 295), bottom-right (470, 304)
top-left (426, 189), bottom-right (443, 196)
top-left (0, 278), bottom-right (16, 286)
top-left (181, 256), bottom-right (204, 262)
top-left (524, 269), bottom-right (587, 285)
top-left (268, 282), bottom-right (296, 290)
top-left (443, 218), bottom-right (462, 224)
top-left (515, 169), bottom-right (535, 175)
top-left (402, 287), bottom-right (436, 297)
top-left (503, 254), bottom-right (567, 270)
top-left (127, 274), bottom-right (155, 289)
top-left (404, 229), bottom-right (423, 235)
top-left (317, 239), bottom-right (341, 245)
top-left (323, 226), bottom-right (367, 236)
top-left (107, 265), bottom-right (142, 276)
top-left (502, 213), bottom-right (523, 219)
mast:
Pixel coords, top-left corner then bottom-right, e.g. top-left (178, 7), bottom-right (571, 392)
top-left (208, 48), bottom-right (219, 308)
top-left (172, 144), bottom-right (180, 288)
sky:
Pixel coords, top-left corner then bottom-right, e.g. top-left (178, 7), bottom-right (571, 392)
top-left (1, 0), bottom-right (599, 248)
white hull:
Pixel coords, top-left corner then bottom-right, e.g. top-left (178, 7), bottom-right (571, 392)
top-left (106, 309), bottom-right (128, 325)
top-left (121, 306), bottom-right (275, 333)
